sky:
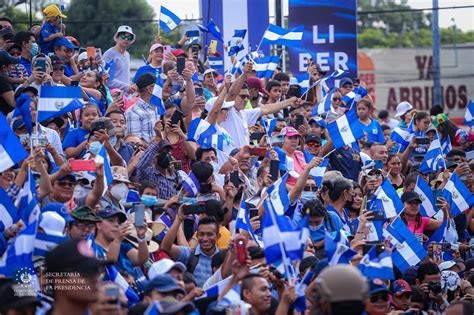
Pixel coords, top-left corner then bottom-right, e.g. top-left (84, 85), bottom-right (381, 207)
top-left (147, 0), bottom-right (474, 31)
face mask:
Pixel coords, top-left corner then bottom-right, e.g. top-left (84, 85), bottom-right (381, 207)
top-left (30, 43), bottom-right (39, 56)
top-left (301, 191), bottom-right (315, 203)
top-left (110, 183), bottom-right (129, 201)
top-left (209, 161), bottom-right (219, 174)
top-left (309, 222), bottom-right (323, 232)
top-left (89, 141), bottom-right (102, 156)
top-left (141, 195), bottom-right (158, 207)
top-left (156, 153), bottom-right (171, 169)
top-left (109, 135), bottom-right (117, 147)
top-left (74, 185), bottom-right (91, 200)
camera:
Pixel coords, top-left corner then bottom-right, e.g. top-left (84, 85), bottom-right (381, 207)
top-left (428, 282), bottom-right (442, 294)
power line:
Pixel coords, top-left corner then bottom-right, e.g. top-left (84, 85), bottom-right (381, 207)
top-left (358, 5), bottom-right (474, 15)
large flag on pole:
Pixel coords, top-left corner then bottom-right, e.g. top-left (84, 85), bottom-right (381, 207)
top-left (159, 6), bottom-right (181, 33)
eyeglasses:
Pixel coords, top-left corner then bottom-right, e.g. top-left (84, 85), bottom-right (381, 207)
top-left (306, 142), bottom-right (320, 148)
top-left (238, 94), bottom-right (250, 100)
top-left (72, 222), bottom-right (96, 230)
top-left (370, 292), bottom-right (388, 303)
top-left (304, 185), bottom-right (317, 192)
top-left (119, 33), bottom-right (134, 41)
top-left (57, 181), bottom-right (76, 187)
top-left (333, 97), bottom-right (342, 102)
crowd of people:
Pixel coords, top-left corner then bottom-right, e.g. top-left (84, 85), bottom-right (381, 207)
top-left (0, 4), bottom-right (474, 315)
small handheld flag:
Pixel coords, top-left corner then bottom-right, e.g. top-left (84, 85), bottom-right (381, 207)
top-left (261, 24), bottom-right (303, 47)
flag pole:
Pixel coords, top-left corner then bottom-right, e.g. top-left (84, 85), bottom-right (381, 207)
top-left (157, 6), bottom-right (161, 36)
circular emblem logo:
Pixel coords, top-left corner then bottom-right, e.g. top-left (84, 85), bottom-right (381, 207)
top-left (452, 191), bottom-right (459, 199)
top-left (419, 195), bottom-right (426, 202)
top-left (381, 196), bottom-right (390, 203)
top-left (54, 100), bottom-right (64, 110)
top-left (14, 267), bottom-right (37, 287)
top-left (340, 126), bottom-right (349, 133)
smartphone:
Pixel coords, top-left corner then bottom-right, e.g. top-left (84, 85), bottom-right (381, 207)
top-left (134, 204), bottom-right (145, 227)
top-left (269, 160), bottom-right (280, 181)
top-left (70, 159), bottom-right (97, 172)
top-left (31, 135), bottom-right (48, 148)
top-left (368, 210), bottom-right (385, 221)
top-left (186, 30), bottom-right (200, 38)
top-left (86, 47), bottom-right (95, 60)
top-left (105, 285), bottom-right (120, 304)
top-left (248, 208), bottom-right (259, 219)
top-left (94, 48), bottom-right (102, 61)
top-left (249, 147), bottom-right (267, 157)
top-left (163, 45), bottom-right (171, 56)
top-left (362, 241), bottom-right (385, 255)
top-left (71, 80), bottom-right (79, 86)
top-left (183, 204), bottom-right (206, 215)
top-left (466, 150), bottom-right (474, 161)
top-left (234, 236), bottom-right (248, 264)
top-left (230, 171), bottom-right (241, 188)
top-left (415, 137), bottom-right (430, 145)
top-left (35, 58), bottom-right (46, 72)
top-left (177, 57), bottom-right (186, 75)
top-left (94, 121), bottom-right (106, 132)
top-left (294, 114), bottom-right (304, 130)
top-left (194, 87), bottom-right (203, 97)
top-left (249, 132), bottom-right (265, 142)
top-left (210, 40), bottom-right (217, 54)
top-left (170, 109), bottom-right (183, 126)
top-left (191, 44), bottom-right (199, 59)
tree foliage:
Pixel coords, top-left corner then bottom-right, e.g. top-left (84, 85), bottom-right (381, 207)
top-left (65, 0), bottom-right (156, 57)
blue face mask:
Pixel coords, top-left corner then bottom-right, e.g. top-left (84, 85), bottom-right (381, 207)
top-left (109, 135), bottom-right (117, 147)
top-left (89, 141), bottom-right (102, 155)
top-left (30, 43), bottom-right (39, 56)
top-left (141, 195), bottom-right (158, 207)
top-left (300, 191), bottom-right (315, 204)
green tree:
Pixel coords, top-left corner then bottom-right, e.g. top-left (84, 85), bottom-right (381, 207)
top-left (65, 0), bottom-right (156, 57)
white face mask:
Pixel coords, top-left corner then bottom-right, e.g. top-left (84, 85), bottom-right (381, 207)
top-left (309, 222), bottom-right (323, 232)
top-left (74, 185), bottom-right (91, 200)
top-left (110, 183), bottom-right (129, 201)
top-left (209, 161), bottom-right (219, 174)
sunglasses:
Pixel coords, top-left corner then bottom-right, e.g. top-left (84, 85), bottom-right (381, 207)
top-left (304, 185), bottom-right (317, 192)
top-left (238, 94), bottom-right (250, 100)
top-left (72, 222), bottom-right (96, 230)
top-left (370, 292), bottom-right (389, 303)
top-left (119, 33), bottom-right (134, 41)
top-left (333, 97), bottom-right (342, 101)
top-left (57, 181), bottom-right (76, 187)
top-left (306, 142), bottom-right (320, 148)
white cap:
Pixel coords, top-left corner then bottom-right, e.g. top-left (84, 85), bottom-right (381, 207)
top-left (394, 101), bottom-right (413, 118)
top-left (205, 96), bottom-right (235, 112)
top-left (203, 68), bottom-right (218, 77)
top-left (114, 25), bottom-right (136, 43)
top-left (148, 258), bottom-right (186, 280)
top-left (39, 211), bottom-right (66, 237)
top-left (439, 260), bottom-right (466, 272)
top-left (78, 51), bottom-right (87, 62)
top-left (149, 43), bottom-right (163, 53)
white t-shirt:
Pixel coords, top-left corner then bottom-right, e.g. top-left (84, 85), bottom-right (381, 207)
top-left (220, 107), bottom-right (262, 148)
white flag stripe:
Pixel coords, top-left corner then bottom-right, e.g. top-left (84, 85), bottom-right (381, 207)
top-left (37, 98), bottom-right (78, 112)
top-left (264, 30), bottom-right (302, 41)
top-left (337, 115), bottom-right (356, 144)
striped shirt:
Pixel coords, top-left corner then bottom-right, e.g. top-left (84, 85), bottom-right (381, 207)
top-left (9, 64), bottom-right (28, 79)
top-left (177, 245), bottom-right (220, 288)
top-left (125, 98), bottom-right (159, 143)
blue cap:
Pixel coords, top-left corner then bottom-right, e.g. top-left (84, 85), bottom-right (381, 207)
top-left (53, 37), bottom-right (78, 49)
top-left (313, 258), bottom-right (329, 277)
top-left (339, 77), bottom-right (353, 87)
top-left (368, 278), bottom-right (389, 295)
top-left (97, 206), bottom-right (127, 224)
top-left (144, 274), bottom-right (186, 295)
top-left (51, 166), bottom-right (77, 182)
top-left (41, 202), bottom-right (74, 223)
top-left (308, 116), bottom-right (327, 129)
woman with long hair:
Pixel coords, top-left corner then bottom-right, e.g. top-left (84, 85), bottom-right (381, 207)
top-left (385, 154), bottom-right (404, 189)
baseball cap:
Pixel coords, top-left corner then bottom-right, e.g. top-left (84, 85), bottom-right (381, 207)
top-left (441, 270), bottom-right (461, 291)
top-left (0, 50), bottom-right (19, 67)
top-left (149, 43), bottom-right (163, 53)
top-left (247, 77), bottom-right (268, 95)
top-left (50, 55), bottom-right (65, 69)
top-left (439, 260), bottom-right (466, 273)
top-left (203, 68), bottom-right (217, 77)
top-left (204, 96), bottom-right (235, 112)
top-left (0, 278), bottom-right (41, 312)
top-left (14, 86), bottom-right (38, 100)
top-left (70, 206), bottom-right (102, 222)
top-left (308, 116), bottom-right (327, 128)
top-left (12, 117), bottom-right (26, 130)
top-left (157, 139), bottom-right (172, 152)
top-left (53, 37), bottom-right (77, 49)
top-left (300, 255), bottom-right (319, 274)
top-left (401, 191), bottom-right (422, 204)
top-left (43, 4), bottom-right (67, 18)
top-left (97, 206), bottom-right (127, 224)
top-left (339, 78), bottom-right (353, 87)
top-left (280, 126), bottom-right (300, 137)
top-left (368, 278), bottom-right (389, 295)
top-left (114, 25), bottom-right (135, 42)
top-left (305, 134), bottom-right (322, 144)
top-left (391, 279), bottom-right (412, 296)
top-left (394, 101), bottom-right (413, 118)
top-left (136, 73), bottom-right (156, 91)
top-left (151, 296), bottom-right (195, 314)
top-left (144, 274), bottom-right (186, 295)
top-left (65, 36), bottom-right (80, 47)
top-left (433, 113), bottom-right (449, 128)
top-left (42, 116), bottom-right (64, 129)
top-left (45, 239), bottom-right (112, 275)
top-left (51, 166), bottom-right (77, 182)
top-left (315, 265), bottom-right (368, 302)
top-left (172, 48), bottom-right (186, 57)
top-left (148, 259), bottom-right (186, 280)
top-left (39, 211), bottom-right (66, 237)
top-left (41, 203), bottom-right (73, 223)
top-left (78, 51), bottom-right (87, 62)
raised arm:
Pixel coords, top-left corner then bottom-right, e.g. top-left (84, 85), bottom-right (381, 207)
top-left (289, 157), bottom-right (323, 203)
top-left (160, 204), bottom-right (186, 260)
top-left (226, 62), bottom-right (253, 102)
top-left (260, 97), bottom-right (301, 117)
top-left (207, 86), bottom-right (228, 126)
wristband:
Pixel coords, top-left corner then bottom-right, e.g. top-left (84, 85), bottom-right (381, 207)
top-left (136, 235), bottom-right (146, 242)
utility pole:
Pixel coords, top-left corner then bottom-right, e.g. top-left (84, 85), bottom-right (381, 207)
top-left (432, 0), bottom-right (442, 106)
top-left (275, 0), bottom-right (285, 71)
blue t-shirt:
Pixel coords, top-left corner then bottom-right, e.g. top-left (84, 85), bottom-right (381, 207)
top-left (293, 210), bottom-right (343, 242)
top-left (358, 119), bottom-right (385, 143)
top-left (327, 204), bottom-right (352, 234)
top-left (64, 63), bottom-right (75, 77)
top-left (328, 147), bottom-right (362, 182)
top-left (62, 127), bottom-right (89, 158)
top-left (38, 22), bottom-right (60, 55)
top-left (132, 65), bottom-right (162, 83)
top-left (20, 57), bottom-right (32, 76)
top-left (92, 241), bottom-right (135, 274)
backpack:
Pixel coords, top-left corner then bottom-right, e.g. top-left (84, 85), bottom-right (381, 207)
top-left (186, 249), bottom-right (200, 274)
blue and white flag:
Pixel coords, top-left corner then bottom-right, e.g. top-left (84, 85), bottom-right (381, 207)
top-left (208, 56), bottom-right (224, 71)
top-left (305, 69), bottom-right (348, 94)
top-left (13, 94), bottom-right (33, 134)
top-left (15, 171), bottom-right (40, 225)
top-left (296, 73), bottom-right (310, 95)
top-left (273, 146), bottom-right (295, 173)
top-left (159, 6), bottom-right (181, 33)
top-left (125, 189), bottom-right (140, 203)
top-left (0, 113), bottom-right (28, 172)
top-left (230, 52), bottom-right (258, 76)
top-left (266, 173), bottom-right (290, 216)
top-left (358, 248), bottom-right (394, 280)
top-left (261, 24), bottom-right (303, 47)
top-left (440, 136), bottom-right (452, 156)
top-left (311, 89), bottom-right (335, 116)
top-left (37, 86), bottom-right (84, 122)
top-left (383, 217), bottom-right (427, 272)
top-left (341, 86), bottom-right (368, 108)
top-left (187, 118), bottom-right (217, 143)
top-left (182, 172), bottom-right (201, 197)
top-left (254, 56), bottom-right (280, 79)
top-left (262, 199), bottom-right (309, 264)
top-left (221, 283), bottom-right (242, 305)
top-left (414, 176), bottom-right (437, 217)
top-left (261, 117), bottom-right (278, 137)
top-left (303, 150), bottom-right (328, 188)
top-left (324, 230), bottom-right (357, 265)
top-left (34, 232), bottom-right (67, 258)
top-left (419, 137), bottom-right (446, 174)
top-left (199, 134), bottom-right (234, 155)
top-left (104, 264), bottom-right (139, 307)
top-left (155, 213), bottom-right (172, 240)
top-left (390, 127), bottom-right (414, 152)
top-left (327, 107), bottom-right (364, 149)
top-left (443, 173), bottom-right (474, 217)
top-left (103, 59), bottom-right (116, 81)
top-left (94, 145), bottom-right (114, 196)
top-left (423, 218), bottom-right (456, 250)
top-left (370, 178), bottom-right (404, 218)
top-left (235, 202), bottom-right (263, 247)
top-left (228, 29), bottom-right (247, 56)
top-left (292, 270), bottom-right (314, 312)
top-left (149, 75), bottom-right (166, 115)
top-left (464, 99), bottom-right (474, 127)
top-left (199, 19), bottom-right (224, 42)
top-left (0, 187), bottom-right (18, 231)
